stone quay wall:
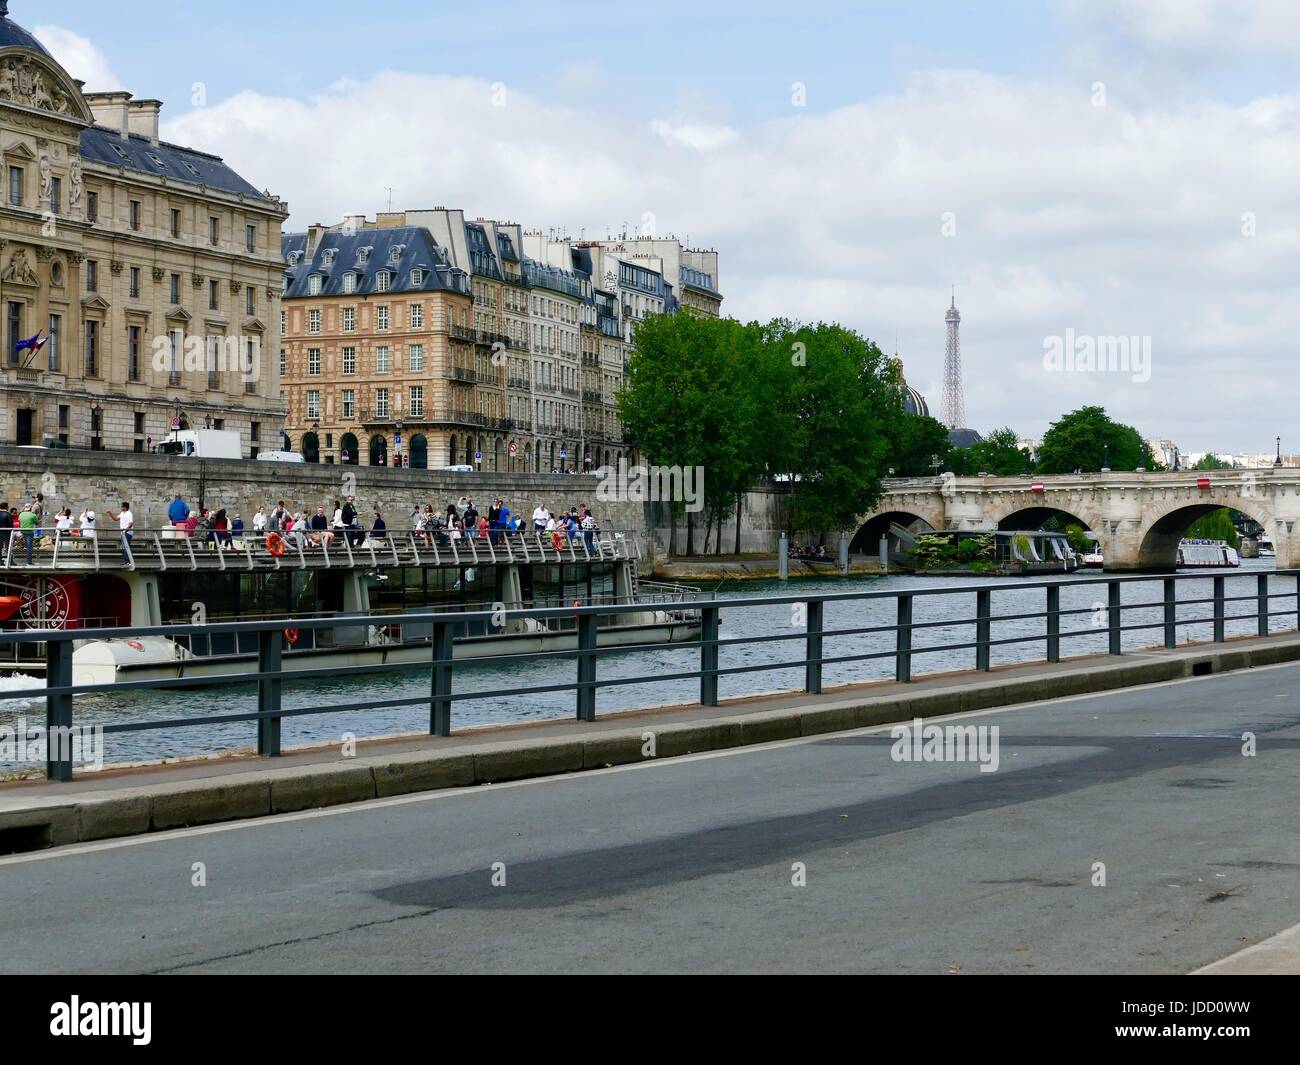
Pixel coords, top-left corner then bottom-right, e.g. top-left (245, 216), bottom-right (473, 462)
top-left (0, 447), bottom-right (649, 555)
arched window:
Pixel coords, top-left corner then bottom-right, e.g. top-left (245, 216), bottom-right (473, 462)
top-left (449, 435), bottom-right (457, 469)
top-left (494, 438), bottom-right (502, 471)
top-left (302, 432), bottom-right (320, 463)
top-left (339, 432), bottom-right (359, 465)
top-left (369, 434), bottom-right (387, 467)
top-left (410, 434), bottom-right (428, 469)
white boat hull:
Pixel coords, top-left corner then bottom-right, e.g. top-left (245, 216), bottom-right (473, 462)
top-left (70, 621), bottom-right (702, 686)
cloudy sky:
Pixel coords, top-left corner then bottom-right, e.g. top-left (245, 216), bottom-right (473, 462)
top-left (31, 0), bottom-right (1300, 453)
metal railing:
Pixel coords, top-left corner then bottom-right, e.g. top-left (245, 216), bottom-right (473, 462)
top-left (5, 569), bottom-right (1299, 782)
top-left (0, 527), bottom-right (643, 572)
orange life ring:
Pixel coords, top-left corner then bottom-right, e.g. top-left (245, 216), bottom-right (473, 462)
top-left (551, 531), bottom-right (565, 552)
top-left (266, 532), bottom-right (286, 557)
top-left (283, 627), bottom-right (300, 646)
top-left (127, 640), bottom-right (144, 651)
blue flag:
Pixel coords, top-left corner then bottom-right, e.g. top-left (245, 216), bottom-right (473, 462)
top-left (14, 331), bottom-right (46, 354)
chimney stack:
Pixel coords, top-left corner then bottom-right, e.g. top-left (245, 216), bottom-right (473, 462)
top-left (127, 99), bottom-right (163, 145)
top-left (83, 90), bottom-right (133, 139)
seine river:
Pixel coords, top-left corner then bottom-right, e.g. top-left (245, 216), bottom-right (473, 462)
top-left (0, 558), bottom-right (1287, 772)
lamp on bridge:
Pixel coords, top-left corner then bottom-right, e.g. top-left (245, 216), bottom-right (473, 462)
top-left (1275, 436), bottom-right (1283, 468)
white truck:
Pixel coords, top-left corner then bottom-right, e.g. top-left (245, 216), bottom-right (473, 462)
top-left (154, 429), bottom-right (243, 459)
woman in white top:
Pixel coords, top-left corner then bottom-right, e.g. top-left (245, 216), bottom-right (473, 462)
top-left (55, 508), bottom-right (72, 535)
top-left (251, 506), bottom-right (268, 533)
top-left (79, 509), bottom-right (96, 539)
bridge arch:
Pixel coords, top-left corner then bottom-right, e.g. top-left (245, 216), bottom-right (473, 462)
top-left (995, 506), bottom-right (1093, 532)
top-left (1134, 500), bottom-right (1274, 571)
top-left (850, 510), bottom-right (940, 553)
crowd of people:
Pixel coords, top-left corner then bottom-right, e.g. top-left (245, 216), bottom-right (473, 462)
top-left (0, 490), bottom-right (604, 564)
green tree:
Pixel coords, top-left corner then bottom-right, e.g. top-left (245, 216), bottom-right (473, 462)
top-left (767, 320), bottom-right (899, 536)
top-left (888, 415), bottom-right (952, 477)
top-left (1186, 508), bottom-right (1239, 548)
top-left (949, 427), bottom-right (1034, 476)
top-left (1192, 453), bottom-right (1233, 471)
top-left (1035, 406), bottom-right (1154, 474)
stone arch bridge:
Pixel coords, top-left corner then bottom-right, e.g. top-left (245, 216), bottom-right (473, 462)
top-left (851, 470), bottom-right (1300, 570)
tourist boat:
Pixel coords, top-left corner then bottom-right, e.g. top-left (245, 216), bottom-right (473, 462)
top-left (0, 527), bottom-right (700, 685)
top-left (1176, 538), bottom-right (1241, 568)
top-left (1080, 551), bottom-right (1104, 569)
top-left (1258, 536), bottom-right (1276, 559)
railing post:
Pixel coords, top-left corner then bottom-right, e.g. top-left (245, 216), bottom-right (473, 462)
top-left (430, 620), bottom-right (453, 736)
top-left (44, 637), bottom-right (73, 782)
top-left (805, 600), bottom-right (823, 694)
top-left (1213, 575), bottom-right (1226, 643)
top-left (256, 628), bottom-right (282, 756)
top-left (895, 594), bottom-right (913, 683)
top-left (700, 606), bottom-right (720, 705)
top-left (1257, 573), bottom-right (1269, 637)
top-left (975, 588), bottom-right (991, 671)
top-left (576, 612), bottom-right (598, 721)
top-left (1107, 580), bottom-right (1122, 655)
top-left (1163, 577), bottom-right (1177, 649)
top-left (1046, 584), bottom-right (1060, 663)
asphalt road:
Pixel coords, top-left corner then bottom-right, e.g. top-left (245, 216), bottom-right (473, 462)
top-left (4, 660), bottom-right (1300, 974)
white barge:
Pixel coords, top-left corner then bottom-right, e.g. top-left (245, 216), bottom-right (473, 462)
top-left (0, 527), bottom-right (700, 685)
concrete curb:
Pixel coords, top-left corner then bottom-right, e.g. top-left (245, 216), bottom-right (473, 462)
top-left (3, 636), bottom-right (1299, 853)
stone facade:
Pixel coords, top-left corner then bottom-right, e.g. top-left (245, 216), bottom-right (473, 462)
top-left (0, 9), bottom-right (288, 456)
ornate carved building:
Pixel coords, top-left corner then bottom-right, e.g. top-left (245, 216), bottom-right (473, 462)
top-left (0, 3), bottom-right (288, 454)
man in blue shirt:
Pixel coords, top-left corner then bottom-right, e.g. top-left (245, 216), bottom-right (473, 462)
top-left (167, 493), bottom-right (190, 533)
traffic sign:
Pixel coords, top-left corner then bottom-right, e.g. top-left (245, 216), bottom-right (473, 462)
top-left (170, 416), bottom-right (180, 430)
top-left (559, 449), bottom-right (567, 459)
top-left (509, 441), bottom-right (518, 456)
top-left (474, 450), bottom-right (482, 463)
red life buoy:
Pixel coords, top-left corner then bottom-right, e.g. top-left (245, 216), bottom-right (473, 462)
top-left (283, 627), bottom-right (300, 646)
top-left (127, 640), bottom-right (144, 651)
top-left (551, 531), bottom-right (565, 552)
top-left (266, 533), bottom-right (286, 557)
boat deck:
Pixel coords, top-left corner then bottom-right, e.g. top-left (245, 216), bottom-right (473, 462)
top-left (0, 528), bottom-right (643, 573)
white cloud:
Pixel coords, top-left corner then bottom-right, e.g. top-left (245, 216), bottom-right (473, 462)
top-left (159, 64), bottom-right (1300, 452)
top-left (33, 25), bottom-right (121, 91)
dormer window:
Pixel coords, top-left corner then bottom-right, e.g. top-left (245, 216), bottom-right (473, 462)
top-left (183, 162), bottom-right (200, 177)
top-left (111, 143), bottom-right (128, 160)
top-left (389, 245), bottom-right (404, 263)
top-left (376, 271), bottom-right (391, 293)
top-left (147, 153), bottom-right (166, 169)
top-left (411, 269), bottom-right (425, 286)
top-left (308, 274), bottom-right (322, 296)
top-left (357, 247), bottom-right (371, 265)
top-left (342, 272), bottom-right (356, 294)
top-left (322, 248), bottom-right (336, 266)
top-left (282, 274), bottom-right (291, 294)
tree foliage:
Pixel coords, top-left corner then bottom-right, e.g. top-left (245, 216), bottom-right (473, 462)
top-left (949, 427), bottom-right (1034, 476)
top-left (1034, 406), bottom-right (1154, 474)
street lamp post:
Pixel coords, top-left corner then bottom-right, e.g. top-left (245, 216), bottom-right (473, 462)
top-left (1275, 436), bottom-right (1283, 468)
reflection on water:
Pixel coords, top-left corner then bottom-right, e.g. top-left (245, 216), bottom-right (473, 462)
top-left (0, 559), bottom-right (1287, 770)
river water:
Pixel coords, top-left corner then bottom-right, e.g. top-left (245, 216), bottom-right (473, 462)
top-left (0, 559), bottom-right (1288, 772)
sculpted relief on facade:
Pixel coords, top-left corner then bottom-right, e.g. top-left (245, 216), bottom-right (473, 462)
top-left (0, 56), bottom-right (76, 117)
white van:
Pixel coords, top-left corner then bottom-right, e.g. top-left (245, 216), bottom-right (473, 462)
top-left (154, 429), bottom-right (243, 459)
top-left (442, 464), bottom-right (474, 473)
top-left (256, 450), bottom-right (305, 463)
